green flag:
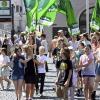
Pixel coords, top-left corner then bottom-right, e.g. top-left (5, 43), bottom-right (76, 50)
top-left (58, 0), bottom-right (66, 14)
top-left (33, 0), bottom-right (56, 21)
top-left (39, 1), bottom-right (57, 26)
top-left (58, 0), bottom-right (79, 35)
top-left (23, 0), bottom-right (38, 28)
top-left (90, 0), bottom-right (100, 31)
top-left (65, 0), bottom-right (77, 27)
top-left (66, 0), bottom-right (80, 35)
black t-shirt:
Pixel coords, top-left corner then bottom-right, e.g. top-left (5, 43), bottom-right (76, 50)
top-left (57, 59), bottom-right (73, 87)
top-left (52, 47), bottom-right (60, 56)
top-left (25, 58), bottom-right (36, 76)
top-left (52, 47), bottom-right (61, 69)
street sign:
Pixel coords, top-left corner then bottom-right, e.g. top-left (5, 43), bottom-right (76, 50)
top-left (0, 0), bottom-right (11, 16)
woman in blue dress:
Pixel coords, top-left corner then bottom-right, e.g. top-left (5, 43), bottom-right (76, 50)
top-left (12, 47), bottom-right (25, 100)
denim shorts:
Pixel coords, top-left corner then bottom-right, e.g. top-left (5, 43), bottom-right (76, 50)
top-left (11, 75), bottom-right (24, 80)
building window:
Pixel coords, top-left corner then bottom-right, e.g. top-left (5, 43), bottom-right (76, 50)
top-left (16, 5), bottom-right (19, 12)
top-left (20, 6), bottom-right (22, 12)
top-left (79, 7), bottom-right (94, 33)
top-left (13, 5), bottom-right (15, 11)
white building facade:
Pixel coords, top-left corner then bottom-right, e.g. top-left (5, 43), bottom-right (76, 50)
top-left (0, 0), bottom-right (26, 35)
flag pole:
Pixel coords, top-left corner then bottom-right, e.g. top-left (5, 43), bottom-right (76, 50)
top-left (34, 0), bottom-right (38, 55)
top-left (35, 0), bottom-right (38, 27)
top-left (86, 0), bottom-right (90, 33)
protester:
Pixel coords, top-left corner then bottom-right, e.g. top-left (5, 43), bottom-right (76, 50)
top-left (50, 36), bottom-right (58, 57)
top-left (56, 48), bottom-right (73, 100)
top-left (52, 38), bottom-right (64, 76)
top-left (69, 36), bottom-right (79, 50)
top-left (57, 30), bottom-right (68, 45)
top-left (24, 45), bottom-right (37, 100)
top-left (11, 47), bottom-right (25, 100)
top-left (79, 45), bottom-right (95, 100)
top-left (41, 34), bottom-right (48, 55)
top-left (41, 34), bottom-right (48, 72)
top-left (91, 38), bottom-right (100, 100)
top-left (75, 42), bottom-right (85, 96)
top-left (0, 48), bottom-right (11, 90)
top-left (37, 46), bottom-right (47, 96)
top-left (1, 28), bottom-right (100, 100)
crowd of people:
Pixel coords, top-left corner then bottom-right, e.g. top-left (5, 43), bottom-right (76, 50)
top-left (0, 32), bottom-right (48, 100)
top-left (51, 30), bottom-right (100, 100)
top-left (0, 30), bottom-right (100, 100)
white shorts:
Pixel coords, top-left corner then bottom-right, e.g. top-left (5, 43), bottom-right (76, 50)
top-left (1, 67), bottom-right (10, 77)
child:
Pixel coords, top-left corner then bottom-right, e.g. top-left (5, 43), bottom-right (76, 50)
top-left (56, 48), bottom-right (73, 100)
top-left (37, 46), bottom-right (47, 96)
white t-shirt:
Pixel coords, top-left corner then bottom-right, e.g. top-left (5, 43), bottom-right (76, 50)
top-left (69, 41), bottom-right (78, 50)
top-left (0, 55), bottom-right (10, 65)
top-left (37, 55), bottom-right (47, 73)
top-left (41, 39), bottom-right (48, 54)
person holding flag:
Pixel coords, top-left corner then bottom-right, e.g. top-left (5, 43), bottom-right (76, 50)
top-left (90, 0), bottom-right (100, 32)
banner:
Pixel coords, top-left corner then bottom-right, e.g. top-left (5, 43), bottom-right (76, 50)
top-left (0, 0), bottom-right (11, 16)
top-left (34, 0), bottom-right (56, 21)
top-left (23, 0), bottom-right (38, 28)
top-left (67, 0), bottom-right (80, 35)
top-left (39, 1), bottom-right (57, 26)
top-left (58, 0), bottom-right (66, 14)
top-left (58, 0), bottom-right (80, 35)
top-left (90, 0), bottom-right (100, 31)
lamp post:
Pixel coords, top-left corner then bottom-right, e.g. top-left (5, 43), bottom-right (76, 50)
top-left (86, 0), bottom-right (89, 33)
top-left (11, 4), bottom-right (15, 43)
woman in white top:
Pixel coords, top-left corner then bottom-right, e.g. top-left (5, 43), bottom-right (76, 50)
top-left (41, 34), bottom-right (48, 55)
top-left (0, 48), bottom-right (11, 90)
top-left (69, 36), bottom-right (78, 50)
top-left (79, 45), bottom-right (95, 100)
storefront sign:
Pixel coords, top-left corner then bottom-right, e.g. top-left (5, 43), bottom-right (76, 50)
top-left (0, 0), bottom-right (11, 16)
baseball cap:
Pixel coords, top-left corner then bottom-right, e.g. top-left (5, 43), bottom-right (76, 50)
top-left (68, 46), bottom-right (73, 50)
top-left (57, 30), bottom-right (63, 33)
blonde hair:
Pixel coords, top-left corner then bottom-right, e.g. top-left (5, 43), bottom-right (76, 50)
top-left (39, 46), bottom-right (45, 54)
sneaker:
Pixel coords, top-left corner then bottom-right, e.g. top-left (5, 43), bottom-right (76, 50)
top-left (76, 88), bottom-right (82, 97)
top-left (40, 93), bottom-right (43, 97)
top-left (6, 82), bottom-right (11, 90)
top-left (22, 92), bottom-right (26, 97)
top-left (91, 91), bottom-right (96, 100)
top-left (1, 86), bottom-right (4, 91)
